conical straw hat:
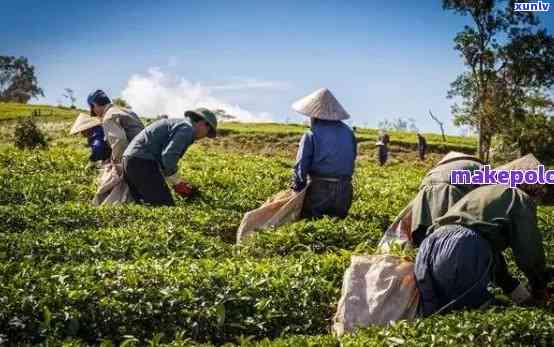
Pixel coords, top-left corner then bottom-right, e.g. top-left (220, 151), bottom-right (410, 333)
top-left (292, 88), bottom-right (350, 120)
top-left (496, 153), bottom-right (541, 171)
top-left (70, 113), bottom-right (102, 135)
top-left (437, 151), bottom-right (483, 166)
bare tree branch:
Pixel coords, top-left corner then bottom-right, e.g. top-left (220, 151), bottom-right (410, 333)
top-left (429, 109), bottom-right (447, 142)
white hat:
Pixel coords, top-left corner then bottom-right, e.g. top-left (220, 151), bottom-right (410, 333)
top-left (69, 113), bottom-right (102, 135)
top-left (437, 151), bottom-right (482, 166)
top-left (292, 88), bottom-right (350, 121)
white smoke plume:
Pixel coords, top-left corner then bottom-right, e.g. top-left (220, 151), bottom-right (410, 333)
top-left (121, 68), bottom-right (276, 122)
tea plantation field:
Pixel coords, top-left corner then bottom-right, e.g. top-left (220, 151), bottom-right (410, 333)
top-left (0, 109), bottom-right (553, 346)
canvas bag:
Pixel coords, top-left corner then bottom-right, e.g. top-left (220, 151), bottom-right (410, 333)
top-left (92, 164), bottom-right (133, 206)
top-left (332, 254), bottom-right (420, 336)
top-left (236, 187), bottom-right (307, 244)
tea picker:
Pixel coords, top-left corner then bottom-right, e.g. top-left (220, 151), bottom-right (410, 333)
top-left (87, 89), bottom-right (145, 165)
top-left (410, 151), bottom-right (484, 246)
top-left (122, 108), bottom-right (218, 206)
top-left (415, 154), bottom-right (553, 316)
top-left (290, 88), bottom-right (357, 219)
top-left (69, 113), bottom-right (111, 167)
top-left (417, 133), bottom-right (427, 161)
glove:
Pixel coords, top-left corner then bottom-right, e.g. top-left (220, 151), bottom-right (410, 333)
top-left (521, 288), bottom-right (550, 307)
top-left (173, 181), bottom-right (194, 197)
top-left (510, 283), bottom-right (531, 304)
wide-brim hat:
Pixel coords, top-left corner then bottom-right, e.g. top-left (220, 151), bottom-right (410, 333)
top-left (497, 154), bottom-right (554, 205)
top-left (69, 113), bottom-right (102, 135)
top-left (437, 151), bottom-right (483, 166)
top-left (185, 108), bottom-right (218, 138)
top-left (292, 88), bottom-right (350, 121)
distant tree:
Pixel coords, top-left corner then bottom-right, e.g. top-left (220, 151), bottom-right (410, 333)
top-left (493, 91), bottom-right (554, 162)
top-left (0, 56), bottom-right (44, 103)
top-left (213, 109), bottom-right (236, 121)
top-left (113, 97), bottom-right (131, 109)
top-left (63, 88), bottom-right (76, 109)
top-left (378, 117), bottom-right (418, 132)
top-left (443, 0), bottom-right (554, 161)
top-left (428, 109), bottom-right (447, 142)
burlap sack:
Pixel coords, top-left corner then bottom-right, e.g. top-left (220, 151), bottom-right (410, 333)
top-left (236, 187), bottom-right (307, 244)
top-left (92, 164), bottom-right (133, 206)
top-left (332, 254), bottom-right (419, 336)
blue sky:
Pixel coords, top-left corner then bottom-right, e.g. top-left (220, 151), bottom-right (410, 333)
top-left (2, 1), bottom-right (553, 134)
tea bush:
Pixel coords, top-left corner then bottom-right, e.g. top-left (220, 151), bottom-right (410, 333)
top-left (13, 117), bottom-right (48, 150)
top-left (0, 117), bottom-right (552, 346)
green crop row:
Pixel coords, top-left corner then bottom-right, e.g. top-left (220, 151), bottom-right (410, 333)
top-left (0, 253), bottom-right (350, 344)
top-left (0, 120), bottom-right (552, 346)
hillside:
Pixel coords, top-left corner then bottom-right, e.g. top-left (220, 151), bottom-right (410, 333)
top-left (0, 102), bottom-right (478, 158)
top-left (1, 103), bottom-right (551, 346)
top-left (0, 102), bottom-right (85, 121)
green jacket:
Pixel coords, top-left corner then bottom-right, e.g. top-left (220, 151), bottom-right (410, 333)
top-left (430, 184), bottom-right (548, 290)
top-left (411, 159), bottom-right (482, 243)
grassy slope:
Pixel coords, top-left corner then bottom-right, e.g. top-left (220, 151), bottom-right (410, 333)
top-left (0, 102), bottom-right (85, 121)
top-left (0, 103), bottom-right (477, 153)
top-left (220, 122), bottom-right (477, 154)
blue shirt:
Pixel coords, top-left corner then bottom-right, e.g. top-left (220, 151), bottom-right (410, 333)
top-left (123, 118), bottom-right (195, 177)
top-left (292, 120), bottom-right (357, 191)
top-left (88, 126), bottom-right (110, 162)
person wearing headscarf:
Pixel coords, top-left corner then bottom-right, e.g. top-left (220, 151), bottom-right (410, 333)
top-left (414, 154), bottom-right (552, 317)
top-left (290, 88), bottom-right (357, 219)
top-left (86, 90), bottom-right (144, 165)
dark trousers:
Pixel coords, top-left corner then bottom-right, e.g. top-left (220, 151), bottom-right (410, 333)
top-left (301, 178), bottom-right (353, 219)
top-left (378, 146), bottom-right (388, 166)
top-left (123, 157), bottom-right (174, 206)
top-left (418, 148), bottom-right (426, 161)
top-left (414, 225), bottom-right (492, 316)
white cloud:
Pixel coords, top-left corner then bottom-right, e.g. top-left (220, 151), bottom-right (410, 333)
top-left (120, 67), bottom-right (277, 122)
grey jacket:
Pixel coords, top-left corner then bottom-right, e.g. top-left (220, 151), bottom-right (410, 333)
top-left (123, 118), bottom-right (195, 179)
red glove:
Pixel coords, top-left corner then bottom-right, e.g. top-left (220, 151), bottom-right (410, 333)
top-left (173, 181), bottom-right (194, 197)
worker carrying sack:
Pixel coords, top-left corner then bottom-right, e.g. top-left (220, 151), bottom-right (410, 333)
top-left (332, 254), bottom-right (419, 336)
top-left (236, 187), bottom-right (307, 244)
top-left (92, 164), bottom-right (133, 206)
